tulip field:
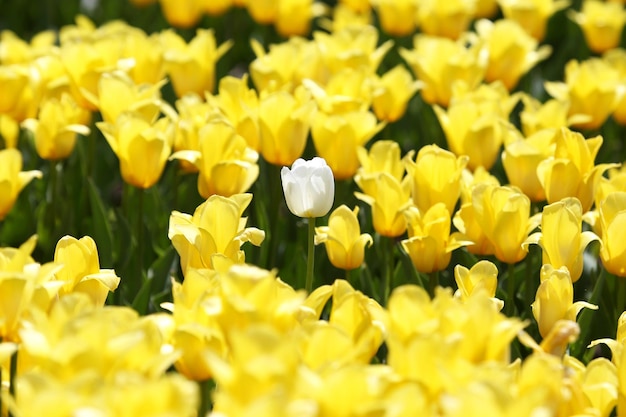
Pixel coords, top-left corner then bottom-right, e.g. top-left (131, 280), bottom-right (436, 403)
top-left (4, 0), bottom-right (626, 415)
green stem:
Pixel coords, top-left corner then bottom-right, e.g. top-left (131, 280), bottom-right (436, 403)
top-left (507, 263), bottom-right (516, 316)
top-left (524, 255), bottom-right (535, 320)
top-left (49, 160), bottom-right (59, 231)
top-left (574, 268), bottom-right (606, 360)
top-left (8, 349), bottom-right (17, 417)
top-left (268, 163), bottom-right (282, 269)
top-left (305, 217), bottom-right (316, 293)
top-left (137, 187), bottom-right (145, 281)
top-left (198, 379), bottom-right (215, 417)
top-left (383, 237), bottom-right (395, 305)
top-left (429, 270), bottom-right (440, 299)
top-left (618, 275), bottom-right (626, 322)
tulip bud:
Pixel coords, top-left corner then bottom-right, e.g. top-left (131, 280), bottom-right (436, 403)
top-left (281, 157), bottom-right (335, 218)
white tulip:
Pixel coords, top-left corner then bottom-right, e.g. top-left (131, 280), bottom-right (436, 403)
top-left (281, 157), bottom-right (335, 218)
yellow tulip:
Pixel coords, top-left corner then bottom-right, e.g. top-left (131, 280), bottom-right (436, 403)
top-left (355, 172), bottom-right (413, 237)
top-left (306, 279), bottom-right (386, 362)
top-left (598, 192), bottom-right (626, 277)
top-left (275, 0), bottom-right (325, 37)
top-left (569, 0), bottom-right (626, 54)
top-left (302, 67), bottom-right (372, 114)
top-left (502, 128), bottom-right (557, 202)
top-left (202, 0), bottom-right (232, 15)
top-left (115, 28), bottom-right (166, 85)
top-left (315, 205), bottom-right (372, 271)
top-left (59, 36), bottom-right (125, 111)
top-left (209, 74), bottom-right (260, 151)
top-left (453, 201), bottom-right (496, 256)
top-left (172, 93), bottom-right (218, 174)
top-left (0, 149), bottom-right (42, 220)
top-left (519, 94), bottom-right (577, 137)
top-left (545, 58), bottom-right (620, 130)
top-left (250, 36), bottom-right (323, 93)
top-left (168, 194), bottom-right (265, 275)
top-left (0, 29), bottom-right (55, 65)
top-left (371, 65), bottom-right (422, 122)
top-left (356, 139), bottom-right (408, 182)
top-left (88, 70), bottom-right (165, 124)
top-left (312, 110), bottom-right (385, 180)
top-left (0, 63), bottom-right (41, 121)
top-left (459, 165), bottom-right (501, 204)
top-left (160, 29), bottom-right (232, 97)
top-left (0, 114), bottom-right (19, 148)
top-left (258, 87), bottom-right (315, 166)
top-left (0, 237), bottom-right (63, 342)
top-left (164, 270), bottom-right (228, 381)
top-left (53, 235), bottom-right (121, 306)
top-left (475, 18), bottom-right (552, 91)
top-left (434, 82), bottom-right (519, 171)
top-left (158, 0), bottom-right (202, 27)
top-left (471, 183), bottom-right (534, 263)
top-left (405, 144), bottom-right (468, 214)
top-left (475, 0), bottom-right (499, 18)
top-left (454, 260), bottom-right (503, 310)
top-left (417, 0), bottom-right (475, 40)
top-left (326, 4), bottom-right (373, 32)
top-left (21, 93), bottom-right (91, 161)
top-left (604, 49), bottom-right (626, 126)
top-left (401, 203), bottom-right (471, 274)
top-left (497, 0), bottom-right (571, 41)
top-left (246, 0), bottom-right (278, 23)
top-left (581, 358), bottom-right (619, 417)
top-left (97, 112), bottom-right (174, 189)
top-left (170, 118), bottom-right (259, 198)
top-left (313, 25), bottom-right (393, 75)
top-left (374, 0), bottom-right (419, 37)
top-left (594, 165), bottom-right (626, 211)
top-left (532, 264), bottom-right (597, 339)
top-left (400, 34), bottom-right (487, 107)
top-left (338, 0), bottom-right (371, 13)
top-left (536, 128), bottom-right (617, 212)
top-left (524, 198), bottom-right (600, 282)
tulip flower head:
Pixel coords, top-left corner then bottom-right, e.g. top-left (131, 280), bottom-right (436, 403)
top-left (401, 203), bottom-right (471, 274)
top-left (545, 58), bottom-right (620, 131)
top-left (497, 0), bottom-right (571, 41)
top-left (0, 148), bottom-right (42, 220)
top-left (524, 197), bottom-right (600, 282)
top-left (598, 192), bottom-right (626, 277)
top-left (532, 264), bottom-right (597, 339)
top-left (502, 128), bottom-right (557, 202)
top-left (569, 0), bottom-right (626, 54)
top-left (281, 157), bottom-right (335, 218)
top-left (315, 205), bottom-right (373, 271)
top-left (536, 127), bottom-right (617, 212)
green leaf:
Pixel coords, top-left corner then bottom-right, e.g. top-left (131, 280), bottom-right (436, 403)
top-left (147, 246), bottom-right (177, 295)
top-left (131, 273), bottom-right (153, 315)
top-left (87, 178), bottom-right (114, 267)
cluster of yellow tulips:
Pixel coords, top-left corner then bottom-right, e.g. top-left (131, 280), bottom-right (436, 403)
top-left (3, 0), bottom-right (626, 415)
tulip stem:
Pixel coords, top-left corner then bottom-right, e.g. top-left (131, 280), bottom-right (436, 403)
top-left (618, 274), bottom-right (626, 320)
top-left (198, 379), bottom-right (215, 417)
top-left (305, 217), bottom-right (316, 293)
top-left (383, 237), bottom-right (395, 305)
top-left (429, 270), bottom-right (439, 298)
top-left (507, 263), bottom-right (516, 316)
top-left (137, 187), bottom-right (145, 281)
top-left (8, 349), bottom-right (17, 417)
top-left (49, 160), bottom-right (59, 233)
